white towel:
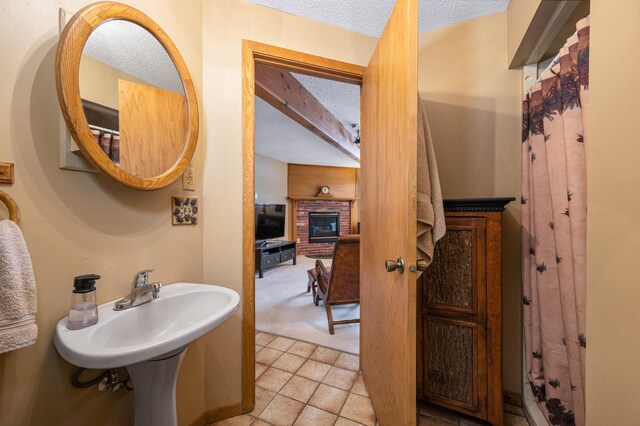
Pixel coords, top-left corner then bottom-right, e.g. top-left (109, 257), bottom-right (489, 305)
top-left (0, 220), bottom-right (37, 353)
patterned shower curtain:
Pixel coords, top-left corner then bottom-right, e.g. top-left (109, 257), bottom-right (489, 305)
top-left (521, 16), bottom-right (589, 426)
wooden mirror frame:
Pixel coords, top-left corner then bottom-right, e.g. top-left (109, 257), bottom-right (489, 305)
top-left (55, 2), bottom-right (198, 190)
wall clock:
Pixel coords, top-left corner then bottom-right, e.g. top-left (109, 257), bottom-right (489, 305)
top-left (317, 185), bottom-right (332, 197)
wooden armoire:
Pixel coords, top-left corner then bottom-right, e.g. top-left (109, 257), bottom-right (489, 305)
top-left (417, 198), bottom-right (514, 425)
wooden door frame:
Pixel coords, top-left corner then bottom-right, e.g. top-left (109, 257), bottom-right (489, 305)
top-left (240, 40), bottom-right (365, 417)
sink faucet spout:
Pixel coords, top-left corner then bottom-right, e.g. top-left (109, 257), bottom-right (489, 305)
top-left (114, 269), bottom-right (162, 311)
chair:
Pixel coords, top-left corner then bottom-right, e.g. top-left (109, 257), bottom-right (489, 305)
top-left (306, 268), bottom-right (318, 301)
top-left (314, 235), bottom-right (360, 334)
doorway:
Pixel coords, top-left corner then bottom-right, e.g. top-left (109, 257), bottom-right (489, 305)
top-left (242, 2), bottom-right (421, 422)
top-left (253, 69), bottom-right (362, 353)
top-left (241, 40), bottom-right (366, 416)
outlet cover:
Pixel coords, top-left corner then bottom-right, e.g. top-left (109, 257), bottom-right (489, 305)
top-left (182, 167), bottom-right (195, 191)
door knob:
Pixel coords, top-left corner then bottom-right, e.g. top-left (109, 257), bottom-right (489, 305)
top-left (409, 259), bottom-right (428, 273)
top-left (385, 257), bottom-right (404, 273)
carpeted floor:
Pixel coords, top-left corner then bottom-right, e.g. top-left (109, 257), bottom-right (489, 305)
top-left (256, 256), bottom-right (360, 354)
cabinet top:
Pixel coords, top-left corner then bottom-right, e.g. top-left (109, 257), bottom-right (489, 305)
top-left (443, 197), bottom-right (516, 212)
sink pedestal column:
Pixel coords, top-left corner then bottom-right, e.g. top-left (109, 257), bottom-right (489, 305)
top-left (127, 347), bottom-right (187, 426)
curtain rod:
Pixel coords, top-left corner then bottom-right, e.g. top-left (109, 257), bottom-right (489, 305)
top-left (89, 124), bottom-right (119, 136)
top-left (535, 52), bottom-right (561, 84)
top-left (534, 28), bottom-right (579, 84)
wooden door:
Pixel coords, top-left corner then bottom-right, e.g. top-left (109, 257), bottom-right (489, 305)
top-left (118, 79), bottom-right (187, 177)
top-left (359, 0), bottom-right (418, 424)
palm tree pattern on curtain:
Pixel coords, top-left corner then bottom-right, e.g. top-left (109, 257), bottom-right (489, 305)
top-left (521, 16), bottom-right (589, 426)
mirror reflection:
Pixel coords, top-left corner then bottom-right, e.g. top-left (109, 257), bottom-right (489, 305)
top-left (79, 20), bottom-right (187, 178)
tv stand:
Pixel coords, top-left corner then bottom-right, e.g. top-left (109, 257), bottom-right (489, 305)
top-left (255, 240), bottom-right (297, 278)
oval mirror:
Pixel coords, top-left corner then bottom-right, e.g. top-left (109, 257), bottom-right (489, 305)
top-left (56, 3), bottom-right (198, 190)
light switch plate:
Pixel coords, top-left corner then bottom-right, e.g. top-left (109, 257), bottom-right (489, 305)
top-left (182, 167), bottom-right (195, 191)
top-left (0, 162), bottom-right (14, 184)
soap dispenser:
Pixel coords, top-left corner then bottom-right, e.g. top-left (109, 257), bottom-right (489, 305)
top-left (67, 274), bottom-right (101, 330)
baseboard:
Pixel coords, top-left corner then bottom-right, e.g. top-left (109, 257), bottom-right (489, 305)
top-left (503, 390), bottom-right (524, 407)
top-left (204, 402), bottom-right (244, 424)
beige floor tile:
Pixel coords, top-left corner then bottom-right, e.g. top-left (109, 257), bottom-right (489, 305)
top-left (307, 383), bottom-right (349, 415)
top-left (340, 393), bottom-right (376, 426)
top-left (256, 344), bottom-right (264, 354)
top-left (256, 347), bottom-right (284, 366)
top-left (296, 359), bottom-right (332, 382)
top-left (504, 403), bottom-right (526, 417)
top-left (267, 336), bottom-right (297, 352)
top-left (309, 346), bottom-right (340, 364)
top-left (272, 353), bottom-right (307, 374)
top-left (333, 353), bottom-right (360, 371)
top-left (335, 418), bottom-right (362, 426)
top-left (321, 366), bottom-right (358, 391)
top-left (418, 415), bottom-right (458, 425)
top-left (504, 413), bottom-right (530, 426)
top-left (256, 332), bottom-right (277, 346)
top-left (350, 373), bottom-right (368, 397)
top-left (256, 367), bottom-right (294, 393)
top-left (287, 341), bottom-right (317, 358)
top-left (418, 402), bottom-right (459, 424)
top-left (258, 395), bottom-right (305, 426)
top-left (255, 363), bottom-right (269, 380)
top-left (209, 414), bottom-right (255, 425)
top-left (250, 420), bottom-right (272, 426)
top-left (293, 405), bottom-right (338, 426)
top-left (249, 386), bottom-right (277, 417)
top-left (279, 375), bottom-right (319, 404)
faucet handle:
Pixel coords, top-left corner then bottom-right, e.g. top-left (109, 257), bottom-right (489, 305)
top-left (132, 269), bottom-right (155, 287)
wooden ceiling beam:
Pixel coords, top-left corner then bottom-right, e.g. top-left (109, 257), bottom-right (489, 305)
top-left (255, 63), bottom-right (360, 162)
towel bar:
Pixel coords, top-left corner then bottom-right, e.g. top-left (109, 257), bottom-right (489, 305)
top-left (0, 190), bottom-right (20, 224)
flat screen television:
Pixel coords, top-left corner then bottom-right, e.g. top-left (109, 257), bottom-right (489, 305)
top-left (255, 203), bottom-right (286, 241)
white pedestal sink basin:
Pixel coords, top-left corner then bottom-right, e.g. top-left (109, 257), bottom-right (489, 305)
top-left (54, 283), bottom-right (239, 426)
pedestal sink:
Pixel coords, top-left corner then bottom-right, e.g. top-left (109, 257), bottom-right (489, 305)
top-left (54, 283), bottom-right (240, 426)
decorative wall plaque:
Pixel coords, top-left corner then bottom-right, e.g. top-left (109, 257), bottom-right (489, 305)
top-left (172, 197), bottom-right (198, 225)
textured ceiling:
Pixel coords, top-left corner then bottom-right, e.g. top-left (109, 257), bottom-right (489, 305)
top-left (255, 97), bottom-right (360, 168)
top-left (83, 20), bottom-right (183, 94)
top-left (247, 0), bottom-right (510, 37)
top-left (292, 73), bottom-right (360, 136)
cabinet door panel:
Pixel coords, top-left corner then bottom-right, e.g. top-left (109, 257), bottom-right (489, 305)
top-left (425, 218), bottom-right (486, 321)
top-left (424, 317), bottom-right (487, 417)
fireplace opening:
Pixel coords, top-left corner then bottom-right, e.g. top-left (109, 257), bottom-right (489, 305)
top-left (308, 212), bottom-right (340, 243)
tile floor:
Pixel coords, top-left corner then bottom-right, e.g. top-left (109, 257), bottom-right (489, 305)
top-left (210, 332), bottom-right (530, 426)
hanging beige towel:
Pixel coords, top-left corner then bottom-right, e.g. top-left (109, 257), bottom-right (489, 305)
top-left (0, 220), bottom-right (37, 353)
top-left (417, 99), bottom-right (445, 271)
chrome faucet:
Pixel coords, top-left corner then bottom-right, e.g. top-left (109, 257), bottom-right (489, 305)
top-left (113, 269), bottom-right (163, 311)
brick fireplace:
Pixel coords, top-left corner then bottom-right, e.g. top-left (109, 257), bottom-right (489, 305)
top-left (296, 200), bottom-right (351, 255)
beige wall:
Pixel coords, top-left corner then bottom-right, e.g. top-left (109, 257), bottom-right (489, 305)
top-left (79, 56), bottom-right (146, 110)
top-left (200, 0), bottom-right (377, 411)
top-left (255, 154), bottom-right (291, 241)
top-left (418, 12), bottom-right (523, 394)
top-left (0, 1), bottom-right (205, 425)
top-left (587, 0), bottom-right (640, 423)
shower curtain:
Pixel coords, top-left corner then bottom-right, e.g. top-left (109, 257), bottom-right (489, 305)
top-left (521, 16), bottom-right (589, 426)
top-left (91, 128), bottom-right (120, 164)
